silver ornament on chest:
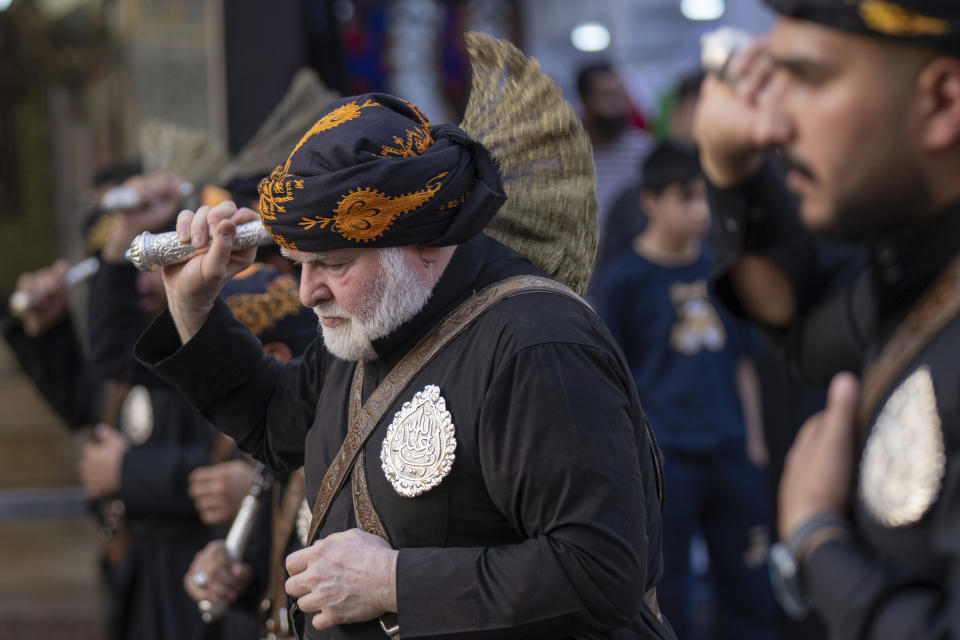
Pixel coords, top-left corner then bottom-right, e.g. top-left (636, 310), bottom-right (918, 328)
top-left (119, 385), bottom-right (153, 445)
top-left (859, 365), bottom-right (946, 528)
top-left (296, 498), bottom-right (310, 547)
top-left (380, 385), bottom-right (457, 497)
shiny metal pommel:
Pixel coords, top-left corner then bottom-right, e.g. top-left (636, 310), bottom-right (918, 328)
top-left (701, 27), bottom-right (753, 83)
top-left (125, 220), bottom-right (273, 272)
top-left (100, 182), bottom-right (195, 212)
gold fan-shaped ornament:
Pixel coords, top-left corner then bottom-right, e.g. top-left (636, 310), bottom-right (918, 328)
top-left (138, 119), bottom-right (228, 186)
top-left (461, 32), bottom-right (599, 295)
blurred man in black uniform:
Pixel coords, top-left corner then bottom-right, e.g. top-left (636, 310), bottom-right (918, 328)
top-left (694, 1), bottom-right (960, 637)
top-left (135, 94), bottom-right (674, 639)
top-left (2, 173), bottom-right (257, 640)
top-left (84, 172), bottom-right (260, 640)
top-left (0, 160), bottom-right (144, 430)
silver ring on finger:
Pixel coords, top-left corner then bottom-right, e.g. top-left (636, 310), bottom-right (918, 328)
top-left (192, 571), bottom-right (208, 588)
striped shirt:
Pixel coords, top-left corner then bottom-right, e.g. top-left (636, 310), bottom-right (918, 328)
top-left (592, 127), bottom-right (654, 240)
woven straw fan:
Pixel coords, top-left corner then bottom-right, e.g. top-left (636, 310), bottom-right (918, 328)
top-left (139, 119), bottom-right (228, 186)
top-left (461, 31), bottom-right (599, 296)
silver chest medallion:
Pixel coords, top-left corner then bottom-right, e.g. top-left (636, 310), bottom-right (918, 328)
top-left (859, 365), bottom-right (946, 528)
top-left (119, 385), bottom-right (153, 445)
top-left (380, 385), bottom-right (457, 498)
top-left (296, 499), bottom-right (311, 547)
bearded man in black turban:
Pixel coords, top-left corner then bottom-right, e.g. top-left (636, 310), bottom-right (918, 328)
top-left (135, 82), bottom-right (674, 639)
top-left (694, 0), bottom-right (960, 637)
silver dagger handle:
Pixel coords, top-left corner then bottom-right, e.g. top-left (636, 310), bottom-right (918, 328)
top-left (125, 220), bottom-right (273, 272)
top-left (198, 464), bottom-right (272, 624)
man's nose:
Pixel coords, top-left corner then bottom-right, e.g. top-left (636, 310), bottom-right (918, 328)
top-left (756, 73), bottom-right (796, 147)
top-left (299, 264), bottom-right (332, 308)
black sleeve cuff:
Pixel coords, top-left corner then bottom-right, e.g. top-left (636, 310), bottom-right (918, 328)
top-left (803, 537), bottom-right (883, 635)
top-left (134, 297), bottom-right (265, 410)
top-left (707, 157), bottom-right (803, 258)
top-left (708, 158), bottom-right (822, 323)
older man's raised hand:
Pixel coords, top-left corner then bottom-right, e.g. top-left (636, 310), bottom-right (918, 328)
top-left (162, 200), bottom-right (259, 344)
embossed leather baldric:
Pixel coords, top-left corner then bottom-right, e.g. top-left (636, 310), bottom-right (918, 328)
top-left (349, 364), bottom-right (389, 541)
top-left (305, 275), bottom-right (597, 546)
top-left (856, 255), bottom-right (960, 438)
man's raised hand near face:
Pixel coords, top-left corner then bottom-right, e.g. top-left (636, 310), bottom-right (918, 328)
top-left (694, 39), bottom-right (794, 189)
top-left (161, 201), bottom-right (259, 345)
top-left (285, 529), bottom-right (398, 631)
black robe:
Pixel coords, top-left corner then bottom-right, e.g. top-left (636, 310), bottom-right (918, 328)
top-left (1, 312), bottom-right (101, 430)
top-left (137, 234), bottom-right (674, 639)
top-left (708, 164), bottom-right (960, 639)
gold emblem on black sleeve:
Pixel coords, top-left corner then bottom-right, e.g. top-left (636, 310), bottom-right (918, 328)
top-left (380, 385), bottom-right (457, 497)
top-left (859, 366), bottom-right (946, 528)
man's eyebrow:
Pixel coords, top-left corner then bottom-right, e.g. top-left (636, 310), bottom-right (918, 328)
top-left (770, 54), bottom-right (834, 75)
top-left (280, 248), bottom-right (330, 264)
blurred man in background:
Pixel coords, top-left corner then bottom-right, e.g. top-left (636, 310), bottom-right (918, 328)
top-left (577, 61), bottom-right (654, 280)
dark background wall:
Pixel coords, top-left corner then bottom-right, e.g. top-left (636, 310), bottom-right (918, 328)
top-left (223, 0), bottom-right (346, 155)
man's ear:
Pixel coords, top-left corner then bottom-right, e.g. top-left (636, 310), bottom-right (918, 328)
top-left (915, 57), bottom-right (960, 152)
top-left (639, 190), bottom-right (659, 218)
top-left (415, 245), bottom-right (456, 267)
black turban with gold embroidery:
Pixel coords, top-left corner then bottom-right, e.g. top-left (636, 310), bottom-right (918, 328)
top-left (767, 0), bottom-right (960, 51)
top-left (257, 93), bottom-right (506, 252)
top-left (221, 264), bottom-right (316, 356)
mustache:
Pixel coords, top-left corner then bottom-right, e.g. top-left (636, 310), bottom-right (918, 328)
top-left (777, 150), bottom-right (816, 183)
top-left (313, 302), bottom-right (351, 320)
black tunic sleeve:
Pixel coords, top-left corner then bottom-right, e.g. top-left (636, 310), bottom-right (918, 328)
top-left (395, 342), bottom-right (665, 638)
top-left (706, 160), bottom-right (869, 384)
top-left (2, 313), bottom-right (101, 429)
top-left (119, 442), bottom-right (211, 516)
top-left (135, 298), bottom-right (322, 472)
top-left (88, 262), bottom-right (155, 385)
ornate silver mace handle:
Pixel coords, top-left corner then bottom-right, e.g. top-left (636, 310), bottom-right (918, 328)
top-left (125, 220), bottom-right (273, 272)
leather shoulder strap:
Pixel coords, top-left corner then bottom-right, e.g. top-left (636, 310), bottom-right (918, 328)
top-left (265, 468), bottom-right (305, 634)
top-left (857, 255), bottom-right (960, 439)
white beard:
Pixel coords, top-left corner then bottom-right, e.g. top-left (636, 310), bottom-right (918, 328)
top-left (315, 247), bottom-right (434, 362)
